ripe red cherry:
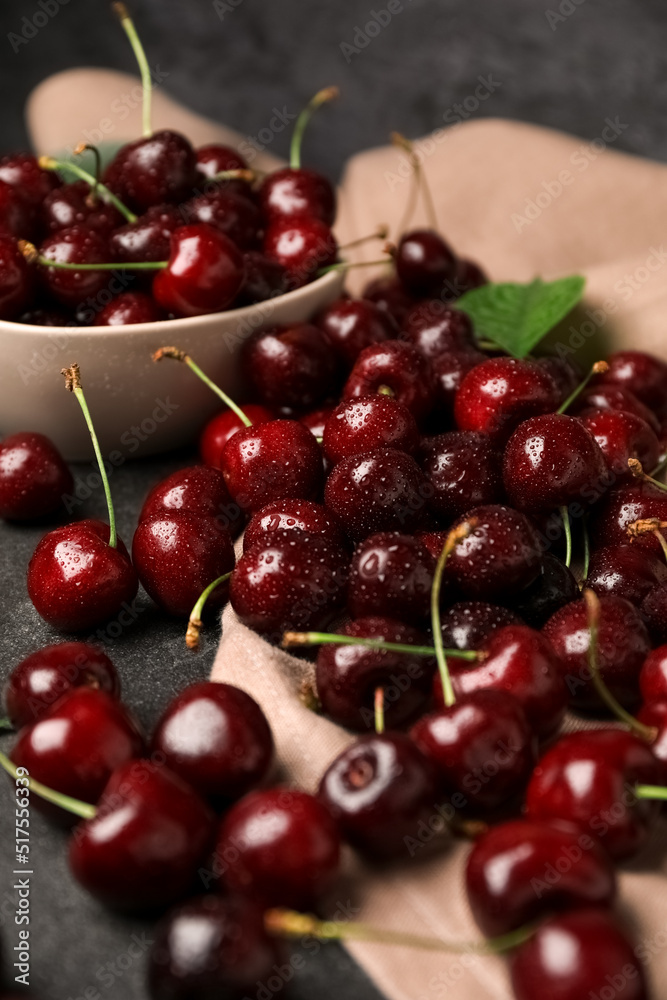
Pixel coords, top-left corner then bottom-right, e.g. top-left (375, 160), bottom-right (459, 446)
top-left (315, 616), bottom-right (434, 731)
top-left (411, 690), bottom-right (537, 812)
top-left (93, 290), bottom-right (161, 326)
top-left (259, 166), bottom-right (336, 226)
top-left (503, 413), bottom-right (607, 514)
top-left (509, 908), bottom-right (648, 1000)
top-left (200, 404), bottom-right (274, 471)
top-left (511, 552), bottom-right (579, 627)
top-left (362, 273), bottom-right (417, 325)
top-left (109, 204), bottom-right (182, 264)
top-left (185, 190), bottom-right (262, 250)
top-left (591, 481), bottom-right (667, 554)
top-left (38, 225), bottom-right (111, 308)
top-left (535, 355), bottom-right (580, 402)
top-left (215, 788), bottom-right (340, 909)
top-left (466, 819), bottom-right (617, 938)
top-left (139, 464), bottom-right (237, 525)
top-left (105, 130), bottom-right (197, 212)
top-left (394, 229), bottom-right (456, 297)
top-left (132, 512), bottom-right (235, 618)
top-left (324, 447), bottom-right (430, 541)
top-left (343, 340), bottom-right (435, 422)
top-left (402, 301), bottom-right (474, 359)
top-left (148, 894), bottom-right (287, 1000)
top-left (543, 595), bottom-right (650, 711)
top-left (639, 644), bottom-right (667, 702)
top-left (220, 418), bottom-right (323, 514)
top-left (637, 700), bottom-right (667, 776)
top-left (41, 181), bottom-right (123, 235)
top-left (151, 681), bottom-right (273, 804)
top-left (421, 431), bottom-right (503, 521)
top-left (229, 530), bottom-right (348, 640)
top-left (0, 179), bottom-right (37, 239)
top-left (18, 305), bottom-right (72, 326)
top-left (432, 348), bottom-right (486, 413)
top-left (641, 583), bottom-right (667, 641)
top-left (347, 531), bottom-right (435, 625)
top-left (316, 297), bottom-right (395, 365)
top-left (594, 349), bottom-right (667, 416)
top-left (242, 498), bottom-right (348, 553)
top-left (27, 519), bottom-right (138, 632)
top-left (299, 405), bottom-right (335, 442)
top-left (0, 152), bottom-right (59, 205)
top-left (263, 217), bottom-right (337, 286)
top-left (318, 733), bottom-right (439, 860)
top-left (242, 324), bottom-right (336, 411)
top-left (572, 383), bottom-right (660, 433)
top-left (0, 234), bottom-right (34, 319)
top-left (235, 250), bottom-right (290, 305)
top-left (4, 641), bottom-right (119, 728)
top-left (0, 431), bottom-right (72, 520)
top-left (581, 408), bottom-right (660, 477)
top-left (438, 625), bottom-right (567, 738)
top-left (437, 600), bottom-right (523, 650)
top-left (525, 728), bottom-right (660, 860)
top-left (196, 142), bottom-right (248, 180)
top-left (585, 543), bottom-right (667, 607)
top-left (69, 761), bottom-right (215, 910)
top-left (152, 224), bottom-right (245, 317)
top-left (322, 395), bottom-right (419, 465)
top-left (10, 688), bottom-right (144, 822)
top-left (452, 258), bottom-right (488, 295)
top-left (454, 358), bottom-right (560, 445)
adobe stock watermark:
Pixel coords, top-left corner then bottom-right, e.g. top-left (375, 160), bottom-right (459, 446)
top-left (8, 0), bottom-right (71, 54)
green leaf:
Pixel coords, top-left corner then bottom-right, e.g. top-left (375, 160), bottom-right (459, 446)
top-left (457, 275), bottom-right (586, 358)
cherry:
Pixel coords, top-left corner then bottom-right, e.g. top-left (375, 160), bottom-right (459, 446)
top-left (639, 644), bottom-right (667, 703)
top-left (140, 464), bottom-right (238, 526)
top-left (316, 297), bottom-right (395, 366)
top-left (509, 908), bottom-right (648, 1000)
top-left (525, 728), bottom-right (660, 860)
top-left (511, 552), bottom-right (579, 627)
top-left (69, 760), bottom-right (215, 910)
top-left (343, 340), bottom-right (435, 423)
top-left (27, 518), bottom-right (138, 631)
top-left (437, 600), bottom-right (522, 650)
top-left (263, 217), bottom-right (337, 287)
top-left (544, 594), bottom-right (650, 711)
top-left (322, 395), bottom-right (419, 465)
top-left (591, 480), bottom-right (667, 554)
top-left (581, 408), bottom-right (660, 478)
top-left (0, 234), bottom-right (33, 319)
top-left (0, 152), bottom-right (59, 206)
top-left (452, 258), bottom-right (488, 295)
top-left (152, 224), bottom-right (245, 317)
top-left (454, 357), bottom-right (560, 445)
top-left (37, 225), bottom-right (111, 308)
top-left (18, 305), bottom-right (72, 326)
top-left (402, 301), bottom-right (475, 359)
top-left (215, 788), bottom-right (341, 909)
top-left (0, 180), bottom-right (37, 240)
top-left (105, 130), bottom-right (197, 212)
top-left (148, 894), bottom-right (287, 1000)
top-left (641, 583), bottom-right (667, 641)
top-left (315, 616), bottom-right (434, 731)
top-left (199, 404), bottom-right (274, 470)
top-left (637, 700), bottom-right (667, 777)
top-left (229, 530), bottom-right (348, 640)
top-left (535, 355), bottom-right (581, 402)
top-left (242, 499), bottom-right (348, 553)
top-left (362, 273), bottom-right (417, 326)
top-left (41, 181), bottom-right (123, 235)
top-left (196, 142), bottom-right (249, 181)
top-left (594, 349), bottom-right (667, 416)
top-left (0, 431), bottom-right (72, 520)
top-left (109, 204), bottom-right (182, 264)
top-left (347, 531), bottom-right (435, 626)
top-left (466, 819), bottom-right (617, 938)
top-left (394, 229), bottom-right (456, 297)
top-left (94, 290), bottom-right (161, 325)
top-left (438, 624), bottom-right (567, 738)
top-left (220, 418), bottom-right (323, 514)
top-left (324, 447), bottom-right (430, 541)
top-left (234, 250), bottom-right (289, 305)
top-left (318, 732), bottom-right (439, 860)
top-left (411, 690), bottom-right (537, 811)
top-left (4, 641), bottom-right (119, 728)
top-left (299, 405), bottom-right (334, 442)
top-left (586, 543), bottom-right (667, 606)
top-left (431, 348), bottom-right (486, 414)
top-left (10, 688), bottom-right (144, 823)
top-left (421, 431), bottom-right (503, 521)
top-left (572, 383), bottom-right (661, 433)
top-left (503, 413), bottom-right (608, 514)
top-left (260, 167), bottom-right (336, 227)
top-left (242, 324), bottom-right (336, 411)
top-left (184, 190), bottom-right (262, 250)
top-left (133, 512), bottom-right (234, 617)
top-left (151, 681), bottom-right (273, 803)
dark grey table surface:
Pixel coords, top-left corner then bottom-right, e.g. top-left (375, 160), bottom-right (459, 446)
top-left (1, 0), bottom-right (666, 997)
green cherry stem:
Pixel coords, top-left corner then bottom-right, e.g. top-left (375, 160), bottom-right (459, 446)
top-left (317, 256), bottom-right (391, 277)
top-left (186, 570), bottom-right (234, 651)
top-left (391, 132), bottom-right (438, 233)
top-left (0, 750), bottom-right (96, 820)
top-left (635, 785), bottom-right (667, 801)
top-left (113, 2), bottom-right (153, 137)
top-left (374, 687), bottom-right (385, 735)
top-left (212, 168), bottom-right (257, 184)
top-left (582, 516), bottom-right (591, 583)
top-left (557, 360), bottom-right (609, 415)
top-left (20, 241), bottom-right (163, 272)
top-left (628, 458), bottom-right (667, 494)
top-left (73, 143), bottom-right (102, 202)
top-left (152, 347), bottom-right (252, 427)
top-left (290, 87), bottom-right (339, 170)
top-left (280, 630), bottom-right (479, 661)
top-left (559, 506), bottom-right (572, 568)
top-left (650, 453), bottom-right (667, 479)
top-left (38, 155), bottom-right (137, 223)
top-left (62, 364), bottom-right (117, 549)
top-left (0, 718), bottom-right (13, 731)
top-left (432, 520), bottom-right (477, 708)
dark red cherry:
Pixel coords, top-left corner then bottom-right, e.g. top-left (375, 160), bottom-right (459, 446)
top-left (263, 217), bottom-right (337, 287)
top-left (259, 166), bottom-right (336, 226)
top-left (109, 204), bottom-right (182, 264)
top-left (42, 181), bottom-right (123, 235)
top-left (152, 224), bottom-right (245, 317)
top-left (38, 225), bottom-right (111, 308)
top-left (105, 130), bottom-right (197, 212)
top-left (322, 395), bottom-right (419, 465)
top-left (637, 700), bottom-right (667, 777)
top-left (394, 229), bottom-right (456, 297)
top-left (432, 348), bottom-right (486, 413)
top-left (510, 908), bottom-right (648, 1000)
top-left (10, 688), bottom-right (144, 823)
top-left (445, 504), bottom-right (542, 601)
top-left (0, 234), bottom-right (34, 319)
top-left (234, 250), bottom-right (290, 305)
top-left (18, 305), bottom-right (72, 326)
top-left (581, 408), bottom-right (660, 478)
top-left (362, 273), bottom-right (417, 326)
top-left (511, 552), bottom-right (579, 627)
top-left (230, 530), bottom-right (348, 641)
top-left (151, 681), bottom-right (273, 804)
top-left (324, 447), bottom-right (430, 542)
top-left (242, 323), bottom-right (336, 411)
top-left (318, 732), bottom-right (439, 860)
top-left (438, 624), bottom-right (567, 738)
top-left (132, 512), bottom-right (235, 618)
top-left (572, 383), bottom-right (660, 433)
top-left (347, 531), bottom-right (435, 626)
top-left (466, 820), bottom-right (616, 938)
top-left (4, 641), bottom-right (119, 728)
top-left (93, 290), bottom-right (161, 325)
top-left (199, 404), bottom-right (274, 470)
top-left (421, 430), bottom-right (503, 522)
top-left (0, 431), bottom-right (72, 520)
top-left (503, 413), bottom-right (608, 514)
top-left (641, 583), bottom-right (667, 641)
top-left (543, 595), bottom-right (650, 711)
top-left (220, 418), bottom-right (323, 514)
top-left (343, 340), bottom-right (435, 423)
top-left (184, 190), bottom-right (262, 250)
top-left (451, 258), bottom-right (488, 295)
top-left (591, 481), bottom-right (667, 554)
top-left (411, 690), bottom-right (537, 812)
top-left (402, 301), bottom-right (474, 359)
top-left (27, 519), bottom-right (138, 632)
top-left (215, 788), bottom-right (340, 909)
top-left (299, 405), bottom-right (335, 441)
top-left (69, 760), bottom-right (215, 910)
top-left (0, 179), bottom-right (36, 239)
top-left (242, 499), bottom-right (348, 553)
top-left (316, 297), bottom-right (395, 366)
top-left (196, 142), bottom-right (248, 180)
top-left (140, 464), bottom-right (237, 526)
top-left (315, 616), bottom-right (434, 731)
top-left (0, 152), bottom-right (59, 205)
top-left (454, 357), bottom-right (560, 445)
top-left (437, 600), bottom-right (523, 650)
top-left (595, 349), bottom-right (667, 416)
top-left (148, 894), bottom-right (288, 1000)
top-left (639, 644), bottom-right (667, 703)
top-left (585, 543), bottom-right (667, 606)
top-left (535, 355), bottom-right (581, 402)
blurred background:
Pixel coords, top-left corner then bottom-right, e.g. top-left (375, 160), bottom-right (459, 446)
top-left (1, 0), bottom-right (666, 174)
